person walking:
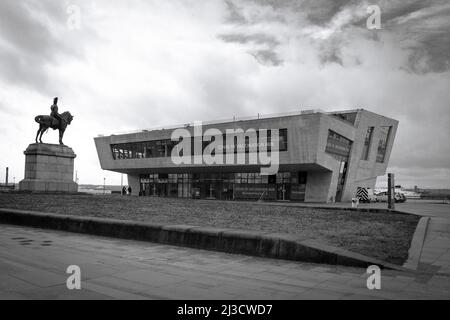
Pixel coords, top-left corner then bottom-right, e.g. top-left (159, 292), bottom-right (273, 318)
top-left (122, 186), bottom-right (126, 196)
top-left (128, 186), bottom-right (132, 195)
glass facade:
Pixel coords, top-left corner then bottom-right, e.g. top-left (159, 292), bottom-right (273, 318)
top-left (361, 127), bottom-right (374, 160)
top-left (111, 129), bottom-right (288, 160)
top-left (325, 130), bottom-right (353, 202)
top-left (325, 130), bottom-right (352, 162)
top-left (376, 126), bottom-right (391, 163)
top-left (111, 139), bottom-right (175, 160)
top-left (139, 171), bottom-right (307, 201)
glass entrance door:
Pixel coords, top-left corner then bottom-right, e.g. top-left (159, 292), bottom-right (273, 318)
top-left (276, 184), bottom-right (290, 200)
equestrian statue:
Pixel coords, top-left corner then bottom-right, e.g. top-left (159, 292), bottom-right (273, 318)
top-left (35, 97), bottom-right (74, 145)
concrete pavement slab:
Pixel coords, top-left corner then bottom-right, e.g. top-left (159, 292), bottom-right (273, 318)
top-left (0, 224), bottom-right (449, 299)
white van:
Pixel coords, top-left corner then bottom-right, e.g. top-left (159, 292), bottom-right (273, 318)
top-left (356, 187), bottom-right (378, 203)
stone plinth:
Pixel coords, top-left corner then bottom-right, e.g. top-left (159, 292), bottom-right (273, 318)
top-left (19, 143), bottom-right (78, 193)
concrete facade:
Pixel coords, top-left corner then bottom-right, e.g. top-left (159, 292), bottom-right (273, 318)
top-left (94, 109), bottom-right (398, 202)
top-left (19, 143), bottom-right (78, 193)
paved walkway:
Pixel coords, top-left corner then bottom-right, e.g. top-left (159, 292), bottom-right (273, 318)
top-left (0, 224), bottom-right (448, 299)
top-left (227, 199), bottom-right (449, 219)
top-left (393, 200), bottom-right (450, 218)
top-left (418, 218), bottom-right (450, 275)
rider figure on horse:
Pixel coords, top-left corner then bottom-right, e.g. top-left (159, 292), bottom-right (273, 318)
top-left (35, 97), bottom-right (73, 145)
top-left (50, 97), bottom-right (63, 127)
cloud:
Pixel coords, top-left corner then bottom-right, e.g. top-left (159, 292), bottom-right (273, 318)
top-left (219, 33), bottom-right (283, 66)
top-left (0, 1), bottom-right (91, 92)
top-left (248, 50), bottom-right (283, 66)
top-left (381, 1), bottom-right (450, 73)
top-left (219, 33), bottom-right (280, 46)
top-left (224, 0), bottom-right (247, 24)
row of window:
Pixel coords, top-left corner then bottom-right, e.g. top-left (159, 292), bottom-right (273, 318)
top-left (325, 126), bottom-right (392, 163)
top-left (112, 126), bottom-right (391, 164)
top-left (139, 172), bottom-right (307, 185)
top-left (360, 126), bottom-right (391, 163)
top-left (111, 129), bottom-right (288, 160)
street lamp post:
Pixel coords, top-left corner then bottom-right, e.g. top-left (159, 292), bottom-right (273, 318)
top-left (103, 177), bottom-right (106, 195)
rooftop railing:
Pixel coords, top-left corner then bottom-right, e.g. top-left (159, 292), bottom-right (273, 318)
top-left (97, 108), bottom-right (361, 137)
top-left (97, 109), bottom-right (327, 137)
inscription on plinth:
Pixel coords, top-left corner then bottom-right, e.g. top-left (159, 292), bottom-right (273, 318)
top-left (19, 143), bottom-right (78, 193)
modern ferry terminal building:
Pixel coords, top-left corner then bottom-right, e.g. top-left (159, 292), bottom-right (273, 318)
top-left (94, 109), bottom-right (398, 202)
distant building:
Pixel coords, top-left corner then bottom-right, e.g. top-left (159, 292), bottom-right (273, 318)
top-left (94, 109), bottom-right (398, 202)
top-left (78, 185), bottom-right (112, 194)
top-left (0, 184), bottom-right (15, 192)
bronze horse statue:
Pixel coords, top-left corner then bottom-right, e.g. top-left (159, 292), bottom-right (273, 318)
top-left (35, 111), bottom-right (74, 145)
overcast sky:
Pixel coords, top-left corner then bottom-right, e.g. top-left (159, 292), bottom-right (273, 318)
top-left (0, 0), bottom-right (449, 188)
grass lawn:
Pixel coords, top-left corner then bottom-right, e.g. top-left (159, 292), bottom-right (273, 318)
top-left (0, 193), bottom-right (420, 265)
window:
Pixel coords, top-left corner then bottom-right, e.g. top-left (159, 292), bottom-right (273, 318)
top-left (158, 173), bottom-right (168, 183)
top-left (290, 172), bottom-right (307, 184)
top-left (276, 172), bottom-right (290, 184)
top-left (111, 128), bottom-right (288, 160)
top-left (111, 139), bottom-right (174, 160)
top-left (376, 126), bottom-right (391, 163)
top-left (235, 173), bottom-right (242, 184)
top-left (325, 130), bottom-right (352, 202)
top-left (331, 112), bottom-right (357, 125)
top-left (361, 127), bottom-right (374, 160)
top-left (325, 130), bottom-right (353, 162)
top-left (261, 174), bottom-right (269, 184)
top-left (279, 128), bottom-right (288, 151)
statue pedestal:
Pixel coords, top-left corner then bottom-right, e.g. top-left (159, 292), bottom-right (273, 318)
top-left (19, 143), bottom-right (78, 193)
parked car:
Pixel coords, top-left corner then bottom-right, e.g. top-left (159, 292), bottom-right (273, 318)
top-left (367, 194), bottom-right (378, 202)
top-left (367, 188), bottom-right (378, 203)
top-left (397, 192), bottom-right (407, 203)
top-left (375, 191), bottom-right (406, 203)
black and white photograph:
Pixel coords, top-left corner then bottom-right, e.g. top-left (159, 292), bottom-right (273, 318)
top-left (0, 0), bottom-right (449, 307)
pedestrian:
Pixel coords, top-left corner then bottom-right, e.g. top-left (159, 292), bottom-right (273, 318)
top-left (128, 186), bottom-right (132, 195)
top-left (122, 186), bottom-right (126, 196)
